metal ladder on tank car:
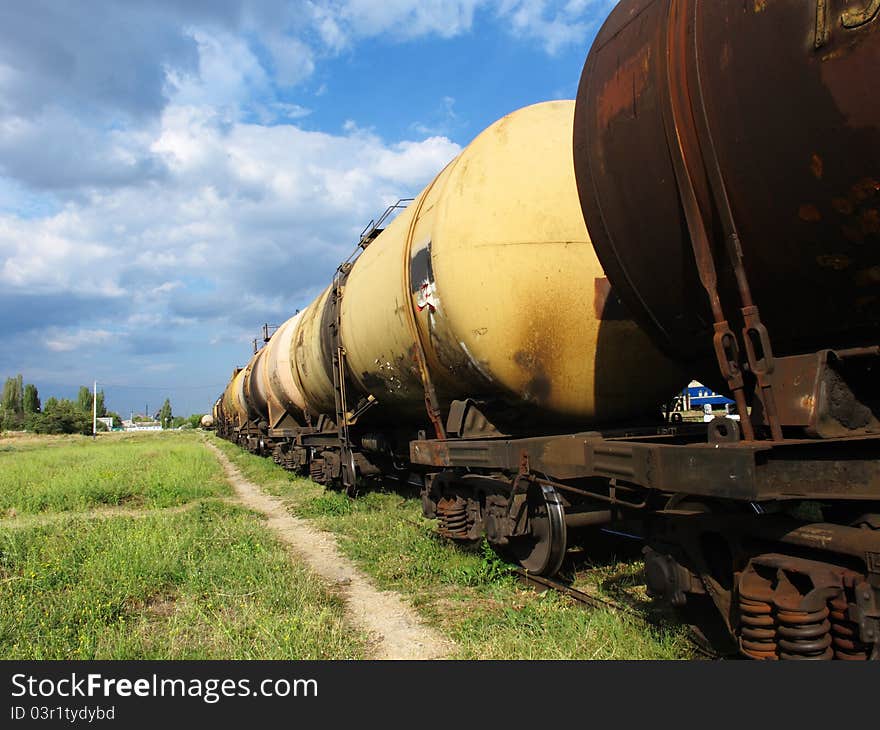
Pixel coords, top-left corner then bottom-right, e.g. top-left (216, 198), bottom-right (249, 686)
top-left (328, 199), bottom-right (413, 492)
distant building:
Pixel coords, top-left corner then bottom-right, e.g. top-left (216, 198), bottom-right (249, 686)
top-left (122, 419), bottom-right (162, 432)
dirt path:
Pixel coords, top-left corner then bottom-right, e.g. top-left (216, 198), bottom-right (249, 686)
top-left (205, 441), bottom-right (453, 660)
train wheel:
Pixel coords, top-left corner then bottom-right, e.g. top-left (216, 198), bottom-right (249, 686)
top-left (506, 483), bottom-right (567, 576)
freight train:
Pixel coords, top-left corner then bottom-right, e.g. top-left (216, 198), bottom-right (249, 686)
top-left (214, 0), bottom-right (880, 660)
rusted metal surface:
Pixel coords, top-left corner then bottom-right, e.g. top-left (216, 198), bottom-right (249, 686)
top-left (737, 553), bottom-right (871, 660)
top-left (410, 429), bottom-right (880, 501)
top-left (209, 4), bottom-right (880, 659)
top-left (574, 0), bottom-right (880, 387)
top-left (755, 346), bottom-right (880, 438)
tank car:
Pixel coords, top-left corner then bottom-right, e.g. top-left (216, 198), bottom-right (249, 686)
top-left (565, 0), bottom-right (880, 660)
top-left (215, 0), bottom-right (880, 660)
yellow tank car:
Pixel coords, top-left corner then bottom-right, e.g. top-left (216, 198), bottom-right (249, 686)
top-left (338, 100), bottom-right (684, 426)
top-left (221, 367), bottom-right (249, 430)
top-left (258, 312), bottom-right (309, 429)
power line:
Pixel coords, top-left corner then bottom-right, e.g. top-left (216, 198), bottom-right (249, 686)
top-left (78, 383), bottom-right (227, 391)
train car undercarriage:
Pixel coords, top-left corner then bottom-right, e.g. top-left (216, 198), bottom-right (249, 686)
top-left (215, 402), bottom-right (880, 661)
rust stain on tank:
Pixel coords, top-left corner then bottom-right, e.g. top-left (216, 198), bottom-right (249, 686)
top-left (855, 266), bottom-right (880, 287)
top-left (843, 225), bottom-right (866, 244)
top-left (799, 203), bottom-right (822, 222)
top-left (816, 254), bottom-right (851, 270)
top-left (513, 349), bottom-right (552, 404)
top-left (810, 153), bottom-right (824, 180)
top-left (819, 34), bottom-right (880, 129)
top-left (833, 197), bottom-right (855, 215)
top-left (596, 45), bottom-right (651, 127)
top-left (511, 306), bottom-right (567, 406)
top-left (852, 178), bottom-right (880, 202)
top-left (719, 42), bottom-right (731, 71)
top-left (862, 207), bottom-right (880, 235)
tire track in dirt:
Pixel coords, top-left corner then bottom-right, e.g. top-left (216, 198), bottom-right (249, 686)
top-left (205, 441), bottom-right (453, 660)
top-left (0, 498), bottom-right (238, 529)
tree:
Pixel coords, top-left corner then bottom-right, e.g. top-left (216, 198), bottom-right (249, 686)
top-left (1, 374), bottom-right (24, 431)
top-left (159, 399), bottom-right (172, 429)
top-left (76, 386), bottom-right (92, 413)
top-left (75, 385), bottom-right (106, 418)
top-left (31, 399), bottom-right (91, 435)
top-left (23, 383), bottom-right (40, 414)
top-left (2, 374), bottom-right (23, 414)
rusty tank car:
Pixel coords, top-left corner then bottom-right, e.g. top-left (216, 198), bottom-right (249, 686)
top-left (215, 0), bottom-right (880, 660)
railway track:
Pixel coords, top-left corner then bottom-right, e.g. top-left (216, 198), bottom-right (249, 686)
top-left (512, 568), bottom-right (724, 660)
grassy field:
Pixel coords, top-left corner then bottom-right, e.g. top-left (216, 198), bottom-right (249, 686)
top-left (0, 432), bottom-right (366, 659)
top-left (0, 432), bottom-right (228, 515)
top-left (0, 431), bottom-right (692, 660)
top-left (210, 435), bottom-right (693, 659)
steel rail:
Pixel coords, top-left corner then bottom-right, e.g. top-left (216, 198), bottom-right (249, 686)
top-left (511, 568), bottom-right (722, 660)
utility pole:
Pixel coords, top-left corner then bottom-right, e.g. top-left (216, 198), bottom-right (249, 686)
top-left (92, 380), bottom-right (97, 439)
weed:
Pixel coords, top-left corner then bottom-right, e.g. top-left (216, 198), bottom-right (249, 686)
top-left (0, 502), bottom-right (366, 659)
top-left (207, 434), bottom-right (692, 659)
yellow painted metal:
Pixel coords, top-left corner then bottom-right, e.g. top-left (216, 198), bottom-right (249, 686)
top-left (242, 347), bottom-right (269, 422)
top-left (336, 100), bottom-right (684, 425)
top-left (261, 312), bottom-right (308, 427)
top-left (231, 101), bottom-right (684, 430)
top-left (291, 285), bottom-right (336, 415)
top-left (222, 368), bottom-right (249, 427)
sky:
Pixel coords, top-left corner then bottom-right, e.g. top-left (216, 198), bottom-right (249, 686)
top-left (0, 0), bottom-right (617, 418)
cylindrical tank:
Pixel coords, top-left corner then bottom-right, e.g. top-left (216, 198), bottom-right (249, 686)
top-left (242, 347), bottom-right (270, 423)
top-left (200, 414), bottom-right (214, 429)
top-left (283, 100), bottom-right (684, 427)
top-left (221, 368), bottom-right (249, 427)
top-left (292, 285), bottom-right (336, 416)
top-left (261, 312), bottom-right (309, 420)
top-left (573, 0), bottom-right (880, 377)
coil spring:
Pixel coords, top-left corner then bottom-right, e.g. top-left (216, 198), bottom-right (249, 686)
top-left (829, 595), bottom-right (870, 661)
top-left (437, 497), bottom-right (469, 539)
top-left (309, 458), bottom-right (325, 483)
top-left (272, 445), bottom-right (287, 467)
top-left (777, 606), bottom-right (833, 660)
top-left (739, 596), bottom-right (777, 660)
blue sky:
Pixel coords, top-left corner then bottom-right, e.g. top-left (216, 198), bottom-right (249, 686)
top-left (0, 0), bottom-right (616, 418)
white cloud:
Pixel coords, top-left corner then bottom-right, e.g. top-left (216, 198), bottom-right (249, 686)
top-left (165, 29), bottom-right (272, 119)
top-left (319, 0), bottom-right (482, 43)
top-left (495, 0), bottom-right (615, 54)
top-left (0, 91), bottom-right (461, 365)
top-left (0, 0), bottom-right (616, 396)
top-left (308, 0), bottom-right (613, 55)
top-left (263, 34), bottom-right (315, 88)
top-left (45, 328), bottom-right (113, 353)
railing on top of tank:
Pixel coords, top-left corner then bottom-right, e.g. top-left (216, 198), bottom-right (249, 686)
top-left (357, 198), bottom-right (414, 250)
top-left (252, 323), bottom-right (280, 353)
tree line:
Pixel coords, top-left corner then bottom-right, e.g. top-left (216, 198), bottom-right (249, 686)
top-left (0, 375), bottom-right (121, 435)
top-left (0, 375), bottom-right (204, 434)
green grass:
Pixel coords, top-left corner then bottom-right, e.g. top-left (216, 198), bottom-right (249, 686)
top-left (210, 435), bottom-right (692, 659)
top-left (0, 501), bottom-right (366, 659)
top-left (0, 432), bottom-right (368, 660)
top-left (0, 432), bottom-right (229, 514)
